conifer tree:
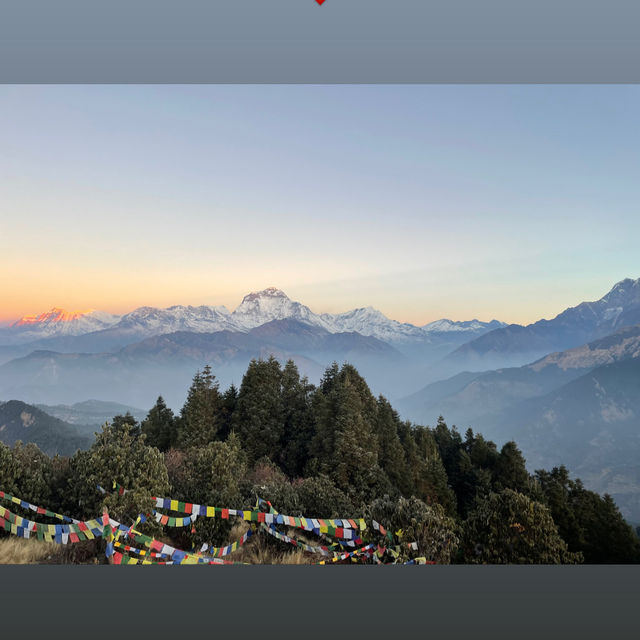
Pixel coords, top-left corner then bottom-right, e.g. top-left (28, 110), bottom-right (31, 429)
top-left (310, 363), bottom-right (388, 501)
top-left (308, 362), bottom-right (342, 469)
top-left (412, 425), bottom-right (457, 514)
top-left (110, 412), bottom-right (141, 437)
top-left (232, 357), bottom-right (284, 463)
top-left (141, 396), bottom-right (176, 451)
top-left (279, 360), bottom-right (315, 477)
top-left (535, 466), bottom-right (640, 563)
top-left (374, 396), bottom-right (408, 491)
top-left (177, 365), bottom-right (223, 447)
top-left (494, 441), bottom-right (530, 494)
top-left (218, 383), bottom-right (238, 441)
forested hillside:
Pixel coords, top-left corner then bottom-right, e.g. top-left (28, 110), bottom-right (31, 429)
top-left (1, 358), bottom-right (638, 563)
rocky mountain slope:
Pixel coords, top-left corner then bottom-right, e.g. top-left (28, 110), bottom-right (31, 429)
top-left (0, 400), bottom-right (92, 456)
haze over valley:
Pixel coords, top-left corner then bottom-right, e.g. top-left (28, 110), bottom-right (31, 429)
top-left (2, 278), bottom-right (640, 520)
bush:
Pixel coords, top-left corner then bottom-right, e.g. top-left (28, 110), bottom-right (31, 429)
top-left (365, 495), bottom-right (459, 564)
top-left (461, 489), bottom-right (582, 564)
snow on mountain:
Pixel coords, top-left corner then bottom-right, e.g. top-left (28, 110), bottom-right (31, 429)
top-left (422, 318), bottom-right (506, 333)
top-left (116, 304), bottom-right (234, 335)
top-left (1, 288), bottom-right (506, 348)
top-left (4, 308), bottom-right (120, 342)
top-left (321, 306), bottom-right (428, 343)
top-left (229, 290), bottom-right (498, 344)
top-left (230, 287), bottom-right (335, 331)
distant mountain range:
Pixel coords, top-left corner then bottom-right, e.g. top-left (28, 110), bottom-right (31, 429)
top-left (0, 287), bottom-right (505, 353)
top-left (35, 399), bottom-right (146, 427)
top-left (0, 318), bottom-right (409, 408)
top-left (439, 278), bottom-right (640, 374)
top-left (0, 288), bottom-right (505, 403)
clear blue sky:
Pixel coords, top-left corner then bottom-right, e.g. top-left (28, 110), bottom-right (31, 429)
top-left (0, 85), bottom-right (638, 324)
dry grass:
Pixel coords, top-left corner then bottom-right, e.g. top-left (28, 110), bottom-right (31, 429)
top-left (0, 537), bottom-right (101, 565)
top-left (0, 522), bottom-right (327, 566)
top-left (230, 523), bottom-right (318, 565)
top-left (0, 537), bottom-right (61, 564)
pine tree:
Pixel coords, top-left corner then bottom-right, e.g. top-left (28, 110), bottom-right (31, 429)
top-left (232, 357), bottom-right (284, 463)
top-left (413, 426), bottom-right (457, 514)
top-left (535, 466), bottom-right (640, 563)
top-left (374, 397), bottom-right (408, 491)
top-left (218, 384), bottom-right (238, 441)
top-left (494, 441), bottom-right (530, 494)
top-left (141, 396), bottom-right (176, 451)
top-left (177, 365), bottom-right (223, 447)
top-left (279, 360), bottom-right (315, 477)
top-left (308, 362), bottom-right (342, 469)
top-left (310, 363), bottom-right (387, 502)
top-left (110, 412), bottom-right (141, 437)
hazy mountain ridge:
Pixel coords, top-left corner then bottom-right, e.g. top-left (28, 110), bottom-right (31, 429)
top-left (398, 325), bottom-right (640, 520)
top-left (401, 325), bottom-right (640, 427)
top-left (0, 399), bottom-right (92, 456)
top-left (441, 278), bottom-right (640, 373)
top-left (35, 399), bottom-right (146, 428)
top-left (493, 358), bottom-right (640, 520)
top-left (0, 319), bottom-right (405, 409)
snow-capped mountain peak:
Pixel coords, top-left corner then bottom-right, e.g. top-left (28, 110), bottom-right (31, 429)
top-left (0, 288), bottom-right (509, 348)
top-left (116, 304), bottom-right (234, 334)
top-left (231, 288), bottom-right (333, 330)
top-left (7, 308), bottom-right (121, 341)
top-left (422, 318), bottom-right (507, 333)
top-left (239, 287), bottom-right (289, 303)
top-left (322, 306), bottom-right (428, 343)
top-left (600, 278), bottom-right (640, 307)
top-left (13, 307), bottom-right (92, 327)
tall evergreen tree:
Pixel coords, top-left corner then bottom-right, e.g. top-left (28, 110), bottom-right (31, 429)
top-left (308, 362), bottom-right (341, 469)
top-left (110, 412), bottom-right (141, 437)
top-left (141, 396), bottom-right (176, 451)
top-left (412, 425), bottom-right (457, 515)
top-left (177, 365), bottom-right (223, 447)
top-left (232, 357), bottom-right (284, 463)
top-left (218, 383), bottom-right (238, 441)
top-left (494, 441), bottom-right (530, 494)
top-left (310, 363), bottom-right (388, 502)
top-left (374, 397), bottom-right (408, 491)
top-left (279, 360), bottom-right (315, 477)
top-left (535, 466), bottom-right (640, 563)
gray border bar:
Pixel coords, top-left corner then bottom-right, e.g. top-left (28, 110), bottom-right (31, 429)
top-left (1, 0), bottom-right (640, 82)
top-left (1, 565), bottom-right (638, 637)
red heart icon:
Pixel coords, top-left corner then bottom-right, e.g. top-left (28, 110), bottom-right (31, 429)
top-left (316, 0), bottom-right (326, 4)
